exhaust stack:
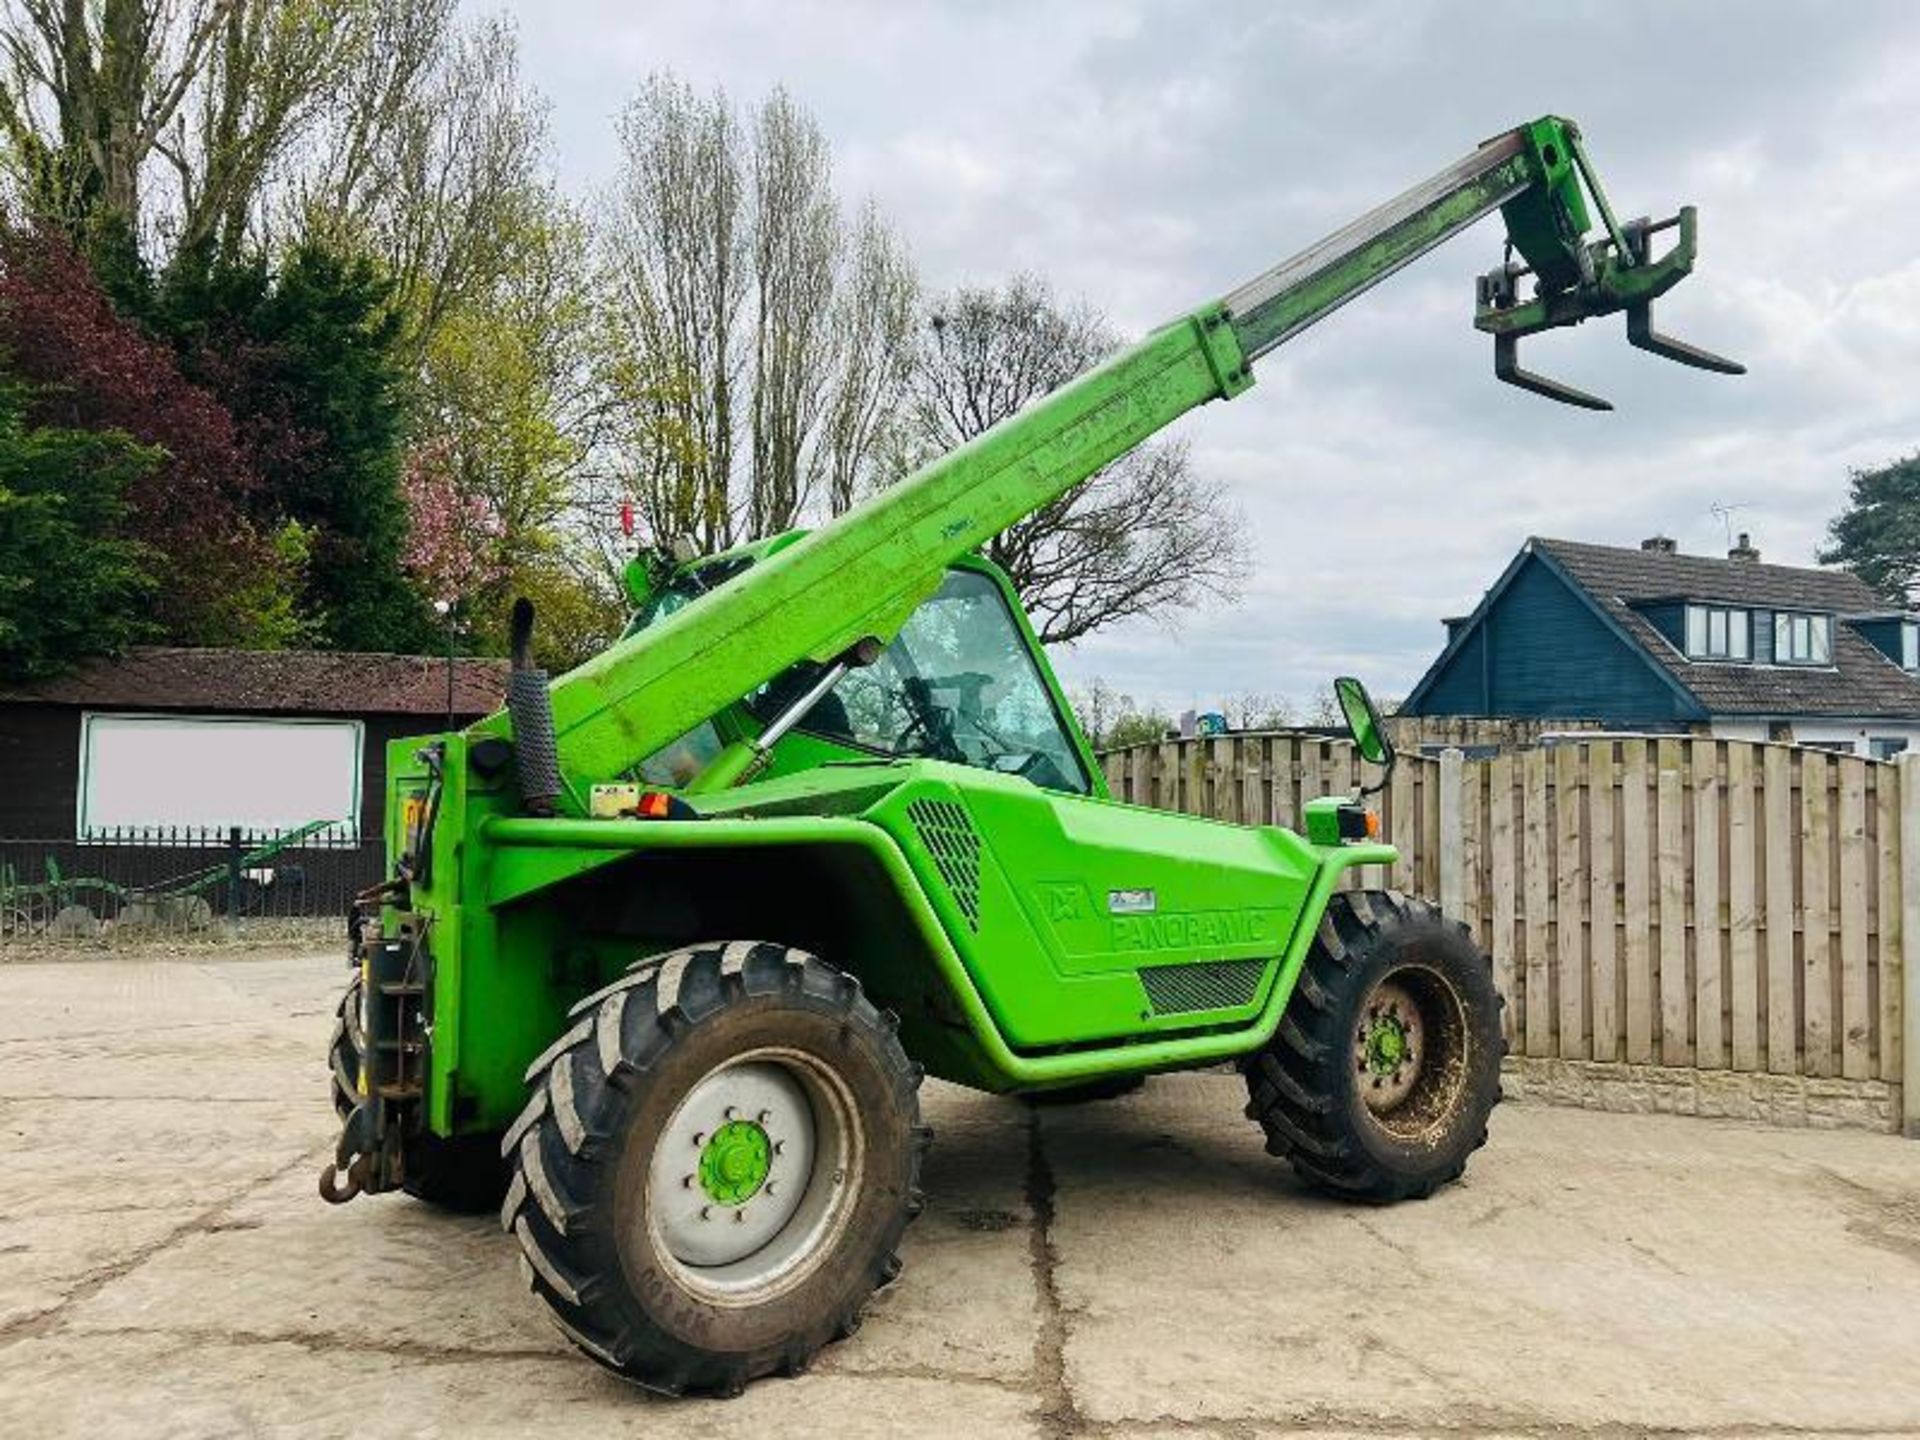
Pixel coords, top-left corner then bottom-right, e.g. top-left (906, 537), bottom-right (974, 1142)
top-left (507, 599), bottom-right (562, 817)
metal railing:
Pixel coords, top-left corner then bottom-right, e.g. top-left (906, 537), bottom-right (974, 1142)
top-left (0, 825), bottom-right (384, 945)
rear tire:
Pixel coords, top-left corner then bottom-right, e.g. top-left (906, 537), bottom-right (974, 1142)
top-left (500, 940), bottom-right (929, 1395)
top-left (1243, 890), bottom-right (1503, 1203)
top-left (327, 974), bottom-right (508, 1214)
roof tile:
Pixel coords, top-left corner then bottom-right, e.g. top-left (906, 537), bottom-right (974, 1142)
top-left (0, 647), bottom-right (510, 717)
top-left (1535, 539), bottom-right (1920, 720)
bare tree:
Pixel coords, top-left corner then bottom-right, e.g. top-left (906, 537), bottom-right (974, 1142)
top-left (1066, 677), bottom-right (1174, 749)
top-left (888, 274), bottom-right (1247, 644)
top-left (1221, 692), bottom-right (1295, 731)
top-left (602, 74), bottom-right (745, 553)
top-left (292, 5), bottom-right (547, 358)
top-left (0, 0), bottom-right (234, 237)
top-left (1305, 683), bottom-right (1342, 728)
top-left (818, 200), bottom-right (915, 515)
top-left (599, 74), bottom-right (917, 553)
top-left (299, 0), bottom-right (448, 219)
top-left (163, 0), bottom-right (352, 262)
top-left (747, 87), bottom-right (835, 536)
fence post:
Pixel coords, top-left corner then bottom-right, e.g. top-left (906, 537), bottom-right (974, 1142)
top-left (1438, 748), bottom-right (1466, 922)
top-left (226, 825), bottom-right (243, 937)
top-left (1899, 752), bottom-right (1920, 1138)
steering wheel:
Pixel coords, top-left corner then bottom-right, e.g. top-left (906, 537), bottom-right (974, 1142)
top-left (899, 677), bottom-right (965, 762)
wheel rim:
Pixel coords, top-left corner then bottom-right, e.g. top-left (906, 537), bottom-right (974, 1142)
top-left (1352, 965), bottom-right (1470, 1140)
top-left (645, 1047), bottom-right (863, 1306)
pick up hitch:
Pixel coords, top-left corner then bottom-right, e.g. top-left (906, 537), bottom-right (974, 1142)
top-left (1475, 205), bottom-right (1744, 411)
top-left (319, 920), bottom-right (428, 1205)
top-left (319, 1105), bottom-right (378, 1204)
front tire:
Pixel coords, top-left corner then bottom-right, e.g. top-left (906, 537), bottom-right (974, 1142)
top-left (1243, 890), bottom-right (1503, 1203)
top-left (501, 941), bottom-right (929, 1395)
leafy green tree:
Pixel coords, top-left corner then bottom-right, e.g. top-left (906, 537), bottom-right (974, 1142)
top-left (411, 205), bottom-right (597, 589)
top-left (0, 384), bottom-right (158, 681)
top-left (1068, 678), bottom-right (1174, 749)
top-left (158, 241), bottom-right (430, 651)
top-left (501, 553), bottom-right (628, 673)
top-left (1820, 453), bottom-right (1920, 606)
top-left (0, 217), bottom-right (279, 647)
top-left (254, 244), bottom-right (427, 650)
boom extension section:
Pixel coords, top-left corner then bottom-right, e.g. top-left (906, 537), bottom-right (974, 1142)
top-left (510, 115), bottom-right (1737, 800)
top-left (1223, 117), bottom-right (1741, 411)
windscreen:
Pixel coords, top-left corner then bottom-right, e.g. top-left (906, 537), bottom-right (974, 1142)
top-left (757, 569), bottom-right (1090, 794)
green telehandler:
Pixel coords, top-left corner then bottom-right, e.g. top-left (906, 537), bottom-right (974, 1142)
top-left (321, 116), bottom-right (1741, 1394)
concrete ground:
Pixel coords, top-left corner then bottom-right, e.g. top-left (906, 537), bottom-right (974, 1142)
top-left (3, 950), bottom-right (1919, 1439)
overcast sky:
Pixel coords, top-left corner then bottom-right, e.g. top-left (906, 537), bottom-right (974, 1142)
top-left (485, 0), bottom-right (1920, 712)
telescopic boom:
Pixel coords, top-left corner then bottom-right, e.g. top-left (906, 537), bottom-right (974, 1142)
top-left (505, 115), bottom-right (1739, 805)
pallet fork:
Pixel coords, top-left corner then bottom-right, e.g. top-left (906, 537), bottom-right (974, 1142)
top-left (1473, 123), bottom-right (1744, 409)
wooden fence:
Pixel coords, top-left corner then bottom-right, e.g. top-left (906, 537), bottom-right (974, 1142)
top-left (1100, 735), bottom-right (1920, 1129)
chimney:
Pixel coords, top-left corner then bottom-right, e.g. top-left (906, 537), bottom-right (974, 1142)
top-left (1728, 531), bottom-right (1760, 562)
top-left (1640, 535), bottom-right (1677, 554)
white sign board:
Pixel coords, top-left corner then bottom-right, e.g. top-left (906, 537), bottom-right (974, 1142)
top-left (78, 713), bottom-right (363, 841)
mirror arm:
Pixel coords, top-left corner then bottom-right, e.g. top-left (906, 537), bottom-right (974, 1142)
top-left (1355, 751), bottom-right (1394, 800)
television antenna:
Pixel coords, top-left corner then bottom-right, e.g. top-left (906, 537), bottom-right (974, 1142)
top-left (1709, 501), bottom-right (1750, 547)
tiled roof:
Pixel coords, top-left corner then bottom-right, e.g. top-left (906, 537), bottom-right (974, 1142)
top-left (0, 647), bottom-right (510, 717)
top-left (1535, 539), bottom-right (1920, 720)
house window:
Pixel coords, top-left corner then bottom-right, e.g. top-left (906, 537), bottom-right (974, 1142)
top-left (1801, 739), bottom-right (1857, 756)
top-left (77, 713), bottom-right (363, 841)
top-left (1904, 621), bottom-right (1918, 671)
top-left (1685, 604), bottom-right (1750, 660)
top-left (1773, 612), bottom-right (1832, 665)
top-left (1870, 737), bottom-right (1909, 761)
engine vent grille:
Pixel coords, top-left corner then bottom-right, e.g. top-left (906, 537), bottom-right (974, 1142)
top-left (906, 798), bottom-right (981, 931)
top-left (1139, 959), bottom-right (1267, 1016)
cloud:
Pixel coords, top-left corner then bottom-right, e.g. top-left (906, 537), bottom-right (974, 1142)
top-left (480, 0), bottom-right (1920, 709)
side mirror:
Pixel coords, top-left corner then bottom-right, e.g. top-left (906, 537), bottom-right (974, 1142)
top-left (1333, 676), bottom-right (1395, 794)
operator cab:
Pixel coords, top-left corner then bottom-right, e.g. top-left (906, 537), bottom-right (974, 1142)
top-left (627, 552), bottom-right (1093, 795)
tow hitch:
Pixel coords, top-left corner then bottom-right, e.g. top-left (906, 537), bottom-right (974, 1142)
top-left (319, 908), bottom-right (430, 1205)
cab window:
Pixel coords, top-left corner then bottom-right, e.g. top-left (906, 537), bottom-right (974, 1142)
top-left (757, 569), bottom-right (1090, 794)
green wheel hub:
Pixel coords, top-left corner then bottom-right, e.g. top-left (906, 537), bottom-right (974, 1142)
top-left (1364, 1014), bottom-right (1409, 1074)
top-left (698, 1119), bottom-right (772, 1206)
top-left (1353, 975), bottom-right (1426, 1115)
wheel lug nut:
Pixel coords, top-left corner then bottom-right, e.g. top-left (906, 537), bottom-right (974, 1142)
top-left (724, 1106), bottom-right (739, 1120)
top-left (700, 1206), bottom-right (713, 1221)
top-left (692, 1132), bottom-right (706, 1147)
top-left (683, 1174), bottom-right (696, 1188)
top-left (774, 1140), bottom-right (787, 1155)
top-left (734, 1208), bottom-right (747, 1223)
top-left (757, 1109), bottom-right (771, 1124)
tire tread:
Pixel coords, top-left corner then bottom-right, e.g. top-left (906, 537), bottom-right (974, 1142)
top-left (1242, 890), bottom-right (1501, 1205)
top-left (502, 940), bottom-right (925, 1395)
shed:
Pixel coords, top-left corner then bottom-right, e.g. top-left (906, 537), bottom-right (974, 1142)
top-left (0, 647), bottom-right (508, 843)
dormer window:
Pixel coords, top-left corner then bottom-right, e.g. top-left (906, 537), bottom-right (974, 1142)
top-left (1685, 604), bottom-right (1749, 660)
top-left (1774, 611), bottom-right (1832, 665)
